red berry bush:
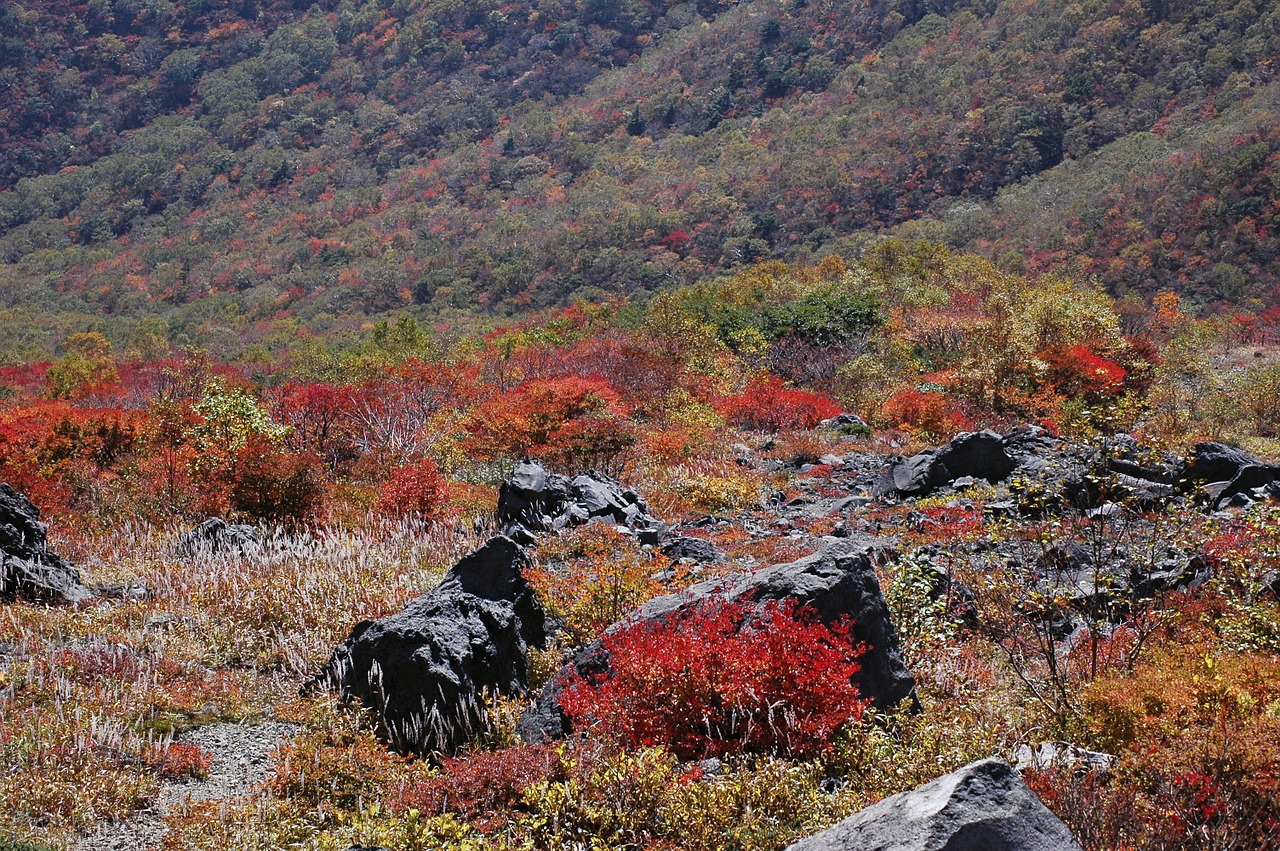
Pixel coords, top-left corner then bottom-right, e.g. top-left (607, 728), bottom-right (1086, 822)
top-left (560, 598), bottom-right (869, 760)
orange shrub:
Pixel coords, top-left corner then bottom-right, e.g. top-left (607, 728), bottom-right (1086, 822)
top-left (880, 388), bottom-right (972, 435)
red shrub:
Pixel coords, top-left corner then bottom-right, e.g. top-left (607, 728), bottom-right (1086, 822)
top-left (390, 744), bottom-right (566, 829)
top-left (220, 435), bottom-right (327, 522)
top-left (464, 376), bottom-right (635, 468)
top-left (142, 741), bottom-right (212, 780)
top-left (375, 459), bottom-right (451, 520)
top-left (1039, 344), bottom-right (1127, 398)
top-left (560, 598), bottom-right (868, 760)
top-left (717, 374), bottom-right (840, 432)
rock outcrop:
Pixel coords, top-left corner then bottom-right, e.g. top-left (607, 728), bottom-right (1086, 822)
top-left (1, 484), bottom-right (92, 606)
top-left (497, 460), bottom-right (662, 543)
top-left (519, 537), bottom-right (915, 743)
top-left (784, 758), bottom-right (1083, 851)
top-left (309, 536), bottom-right (550, 754)
top-left (881, 430), bottom-right (1017, 498)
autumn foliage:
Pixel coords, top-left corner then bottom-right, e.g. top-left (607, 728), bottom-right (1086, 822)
top-left (464, 376), bottom-right (636, 469)
top-left (560, 598), bottom-right (869, 760)
top-left (374, 458), bottom-right (451, 520)
top-left (716, 374), bottom-right (841, 432)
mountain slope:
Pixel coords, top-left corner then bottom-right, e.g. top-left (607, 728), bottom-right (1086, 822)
top-left (0, 0), bottom-right (1277, 350)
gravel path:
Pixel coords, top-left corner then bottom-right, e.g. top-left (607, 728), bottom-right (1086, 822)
top-left (75, 721), bottom-right (298, 851)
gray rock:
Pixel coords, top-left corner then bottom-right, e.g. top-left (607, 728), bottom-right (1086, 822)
top-left (508, 459), bottom-right (549, 493)
top-left (881, 431), bottom-right (1018, 498)
top-left (660, 536), bottom-right (725, 564)
top-left (308, 536), bottom-right (549, 754)
top-left (1013, 741), bottom-right (1117, 774)
top-left (1, 483), bottom-right (92, 606)
top-left (820, 413), bottom-right (870, 435)
top-left (497, 461), bottom-right (658, 539)
top-left (784, 758), bottom-right (1082, 851)
top-left (174, 517), bottom-right (261, 556)
top-left (1002, 425), bottom-right (1060, 464)
top-left (519, 538), bottom-right (915, 743)
top-left (887, 451), bottom-right (942, 496)
top-left (1211, 463), bottom-right (1280, 510)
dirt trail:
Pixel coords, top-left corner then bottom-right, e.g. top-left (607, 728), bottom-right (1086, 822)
top-left (75, 721), bottom-right (298, 851)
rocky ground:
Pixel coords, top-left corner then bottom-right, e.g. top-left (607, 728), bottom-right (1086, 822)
top-left (75, 722), bottom-right (298, 851)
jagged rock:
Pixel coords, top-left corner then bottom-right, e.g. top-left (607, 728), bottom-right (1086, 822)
top-left (0, 483), bottom-right (92, 606)
top-left (519, 537), bottom-right (916, 743)
top-left (308, 536), bottom-right (550, 754)
top-left (1002, 425), bottom-right (1060, 466)
top-left (1211, 463), bottom-right (1280, 510)
top-left (1031, 540), bottom-right (1210, 623)
top-left (175, 517), bottom-right (261, 556)
top-left (881, 430), bottom-right (1017, 498)
top-left (497, 460), bottom-right (658, 541)
top-left (660, 536), bottom-right (725, 564)
top-left (784, 758), bottom-right (1083, 851)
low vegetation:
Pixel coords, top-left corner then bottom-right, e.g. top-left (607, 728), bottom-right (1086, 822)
top-left (2, 247), bottom-right (1279, 849)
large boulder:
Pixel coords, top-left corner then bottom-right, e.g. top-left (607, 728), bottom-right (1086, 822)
top-left (308, 536), bottom-right (550, 754)
top-left (784, 758), bottom-right (1083, 851)
top-left (881, 431), bottom-right (1017, 498)
top-left (1178, 442), bottom-right (1266, 487)
top-left (519, 537), bottom-right (915, 743)
top-left (1211, 463), bottom-right (1280, 510)
top-left (0, 484), bottom-right (92, 606)
top-left (497, 461), bottom-right (660, 542)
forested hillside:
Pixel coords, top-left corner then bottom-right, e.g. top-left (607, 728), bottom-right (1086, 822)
top-left (1, 0), bottom-right (1278, 359)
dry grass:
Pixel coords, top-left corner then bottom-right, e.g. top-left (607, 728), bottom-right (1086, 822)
top-left (0, 515), bottom-right (488, 848)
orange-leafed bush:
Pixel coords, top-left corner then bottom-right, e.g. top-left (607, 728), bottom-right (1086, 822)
top-left (560, 598), bottom-right (868, 760)
top-left (142, 742), bottom-right (213, 780)
top-left (375, 458), bottom-right (451, 520)
top-left (880, 388), bottom-right (972, 435)
top-left (464, 376), bottom-right (635, 469)
top-left (527, 525), bottom-right (673, 644)
top-left (716, 374), bottom-right (840, 432)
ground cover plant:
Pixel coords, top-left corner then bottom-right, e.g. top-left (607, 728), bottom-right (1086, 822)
top-left (1, 250), bottom-right (1280, 849)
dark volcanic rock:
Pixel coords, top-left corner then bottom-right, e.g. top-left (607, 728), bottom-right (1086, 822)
top-left (937, 430), bottom-right (1018, 483)
top-left (497, 460), bottom-right (660, 540)
top-left (1030, 539), bottom-right (1210, 624)
top-left (0, 483), bottom-right (92, 606)
top-left (1179, 442), bottom-right (1265, 488)
top-left (881, 430), bottom-right (1017, 498)
top-left (784, 758), bottom-right (1083, 851)
top-left (1211, 464), bottom-right (1280, 510)
top-left (661, 536), bottom-right (725, 564)
top-left (519, 537), bottom-right (916, 743)
top-left (174, 517), bottom-right (261, 556)
top-left (309, 536), bottom-right (550, 754)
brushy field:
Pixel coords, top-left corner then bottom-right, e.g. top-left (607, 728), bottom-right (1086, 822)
top-left (4, 442), bottom-right (1280, 851)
